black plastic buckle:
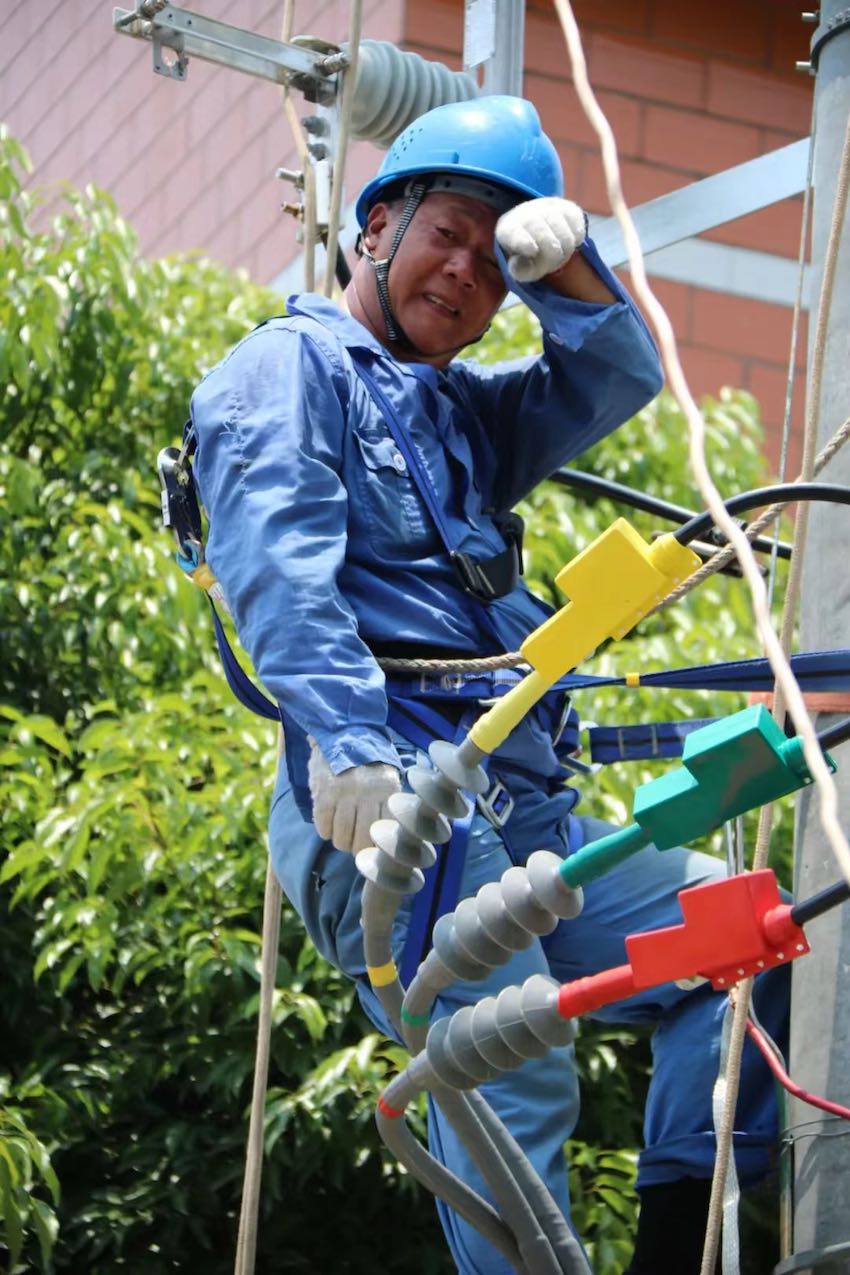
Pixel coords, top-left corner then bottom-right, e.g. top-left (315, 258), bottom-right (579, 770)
top-left (450, 550), bottom-right (499, 601)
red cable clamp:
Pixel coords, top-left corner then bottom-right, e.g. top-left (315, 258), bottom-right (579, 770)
top-left (558, 870), bottom-right (808, 1019)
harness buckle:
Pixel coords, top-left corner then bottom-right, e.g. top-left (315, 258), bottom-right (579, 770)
top-left (477, 777), bottom-right (515, 829)
top-left (450, 550), bottom-right (498, 600)
top-left (559, 719), bottom-right (602, 776)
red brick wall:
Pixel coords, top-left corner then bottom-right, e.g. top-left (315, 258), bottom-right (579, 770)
top-left (404, 0), bottom-right (814, 471)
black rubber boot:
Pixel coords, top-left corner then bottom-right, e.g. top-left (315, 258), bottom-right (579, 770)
top-left (624, 1178), bottom-right (719, 1275)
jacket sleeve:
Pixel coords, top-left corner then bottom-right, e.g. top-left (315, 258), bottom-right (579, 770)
top-left (190, 322), bottom-right (402, 775)
top-left (448, 238), bottom-right (664, 512)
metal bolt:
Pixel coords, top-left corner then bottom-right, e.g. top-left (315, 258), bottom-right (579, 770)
top-left (777, 952), bottom-right (785, 960)
top-left (796, 60), bottom-right (813, 71)
top-left (318, 51), bottom-right (350, 74)
top-left (276, 167), bottom-right (304, 188)
top-left (801, 11), bottom-right (819, 22)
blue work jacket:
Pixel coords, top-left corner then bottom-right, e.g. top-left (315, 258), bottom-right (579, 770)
top-left (190, 240), bottom-right (662, 815)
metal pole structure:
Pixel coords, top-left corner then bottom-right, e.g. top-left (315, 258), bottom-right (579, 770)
top-left (463, 0), bottom-right (525, 96)
top-left (790, 4), bottom-right (850, 1271)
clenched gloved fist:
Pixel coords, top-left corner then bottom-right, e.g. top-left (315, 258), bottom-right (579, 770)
top-left (495, 197), bottom-right (587, 284)
top-left (308, 741), bottom-right (402, 854)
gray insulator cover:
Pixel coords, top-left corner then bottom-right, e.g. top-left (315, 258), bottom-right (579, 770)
top-left (438, 1005), bottom-right (501, 1085)
top-left (477, 881), bottom-right (535, 952)
top-left (407, 763), bottom-right (471, 822)
top-left (388, 791), bottom-right (452, 845)
top-left (426, 975), bottom-right (575, 1084)
top-left (425, 1014), bottom-right (483, 1090)
top-left (370, 817), bottom-right (437, 871)
top-left (429, 739), bottom-right (489, 795)
top-left (432, 913), bottom-right (492, 982)
top-left (356, 847), bottom-right (424, 895)
top-left (526, 851), bottom-right (584, 919)
top-left (500, 867), bottom-right (559, 938)
top-left (450, 897), bottom-right (516, 969)
top-left (347, 41), bottom-right (478, 149)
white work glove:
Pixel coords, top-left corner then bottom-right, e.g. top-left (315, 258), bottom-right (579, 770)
top-left (308, 741), bottom-right (402, 854)
top-left (495, 197), bottom-right (587, 284)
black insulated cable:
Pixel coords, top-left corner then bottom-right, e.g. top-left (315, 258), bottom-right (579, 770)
top-left (551, 468), bottom-right (793, 559)
top-left (674, 482), bottom-right (850, 547)
top-left (335, 243), bottom-right (352, 289)
top-left (816, 714), bottom-right (850, 753)
top-left (790, 880), bottom-right (850, 928)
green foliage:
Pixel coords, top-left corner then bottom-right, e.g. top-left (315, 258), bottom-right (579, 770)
top-left (1, 132), bottom-right (788, 1274)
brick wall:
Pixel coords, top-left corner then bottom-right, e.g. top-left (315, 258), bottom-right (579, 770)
top-left (405, 0), bottom-right (814, 470)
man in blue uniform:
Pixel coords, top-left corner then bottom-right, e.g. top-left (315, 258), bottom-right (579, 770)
top-left (190, 96), bottom-right (785, 1273)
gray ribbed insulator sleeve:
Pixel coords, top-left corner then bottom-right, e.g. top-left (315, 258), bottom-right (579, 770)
top-left (426, 975), bottom-right (576, 1088)
top-left (429, 856), bottom-right (582, 982)
top-left (356, 741), bottom-right (488, 905)
top-left (345, 40), bottom-right (479, 148)
top-left (403, 852), bottom-right (584, 1010)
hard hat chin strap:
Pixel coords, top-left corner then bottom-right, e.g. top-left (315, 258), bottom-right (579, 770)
top-left (363, 180), bottom-right (429, 351)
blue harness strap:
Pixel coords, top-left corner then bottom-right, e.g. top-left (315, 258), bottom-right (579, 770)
top-left (208, 599), bottom-right (280, 721)
top-left (587, 717), bottom-right (718, 764)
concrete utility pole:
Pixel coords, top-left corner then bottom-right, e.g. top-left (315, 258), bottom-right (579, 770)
top-left (790, 4), bottom-right (850, 1272)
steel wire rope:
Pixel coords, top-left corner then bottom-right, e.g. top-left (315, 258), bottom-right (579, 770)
top-left (548, 6), bottom-right (850, 1275)
top-left (767, 101), bottom-right (817, 614)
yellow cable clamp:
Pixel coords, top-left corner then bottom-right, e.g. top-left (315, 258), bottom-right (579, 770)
top-left (469, 521), bottom-right (700, 756)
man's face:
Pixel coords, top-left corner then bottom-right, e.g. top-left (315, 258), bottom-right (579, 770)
top-left (363, 192), bottom-right (508, 366)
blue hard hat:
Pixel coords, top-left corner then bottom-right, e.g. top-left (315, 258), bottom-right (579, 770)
top-left (355, 95), bottom-right (564, 227)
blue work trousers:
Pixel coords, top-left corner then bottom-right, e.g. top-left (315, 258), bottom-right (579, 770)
top-left (269, 756), bottom-right (788, 1275)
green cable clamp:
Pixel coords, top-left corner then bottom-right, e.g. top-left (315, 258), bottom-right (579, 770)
top-left (561, 705), bottom-right (835, 889)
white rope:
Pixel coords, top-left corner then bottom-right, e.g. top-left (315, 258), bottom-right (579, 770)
top-left (280, 0), bottom-right (317, 290)
top-left (233, 855), bottom-right (283, 1275)
top-left (712, 1000), bottom-right (741, 1275)
top-left (322, 0), bottom-right (362, 297)
top-left (767, 98), bottom-right (817, 612)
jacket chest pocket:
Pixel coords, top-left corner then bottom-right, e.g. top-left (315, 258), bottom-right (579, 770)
top-left (351, 429), bottom-right (440, 557)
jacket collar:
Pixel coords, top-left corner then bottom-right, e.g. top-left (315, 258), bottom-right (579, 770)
top-left (286, 292), bottom-right (440, 391)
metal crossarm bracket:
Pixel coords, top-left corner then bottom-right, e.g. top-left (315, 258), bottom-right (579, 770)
top-left (112, 5), bottom-right (342, 100)
top-left (590, 137), bottom-right (811, 268)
